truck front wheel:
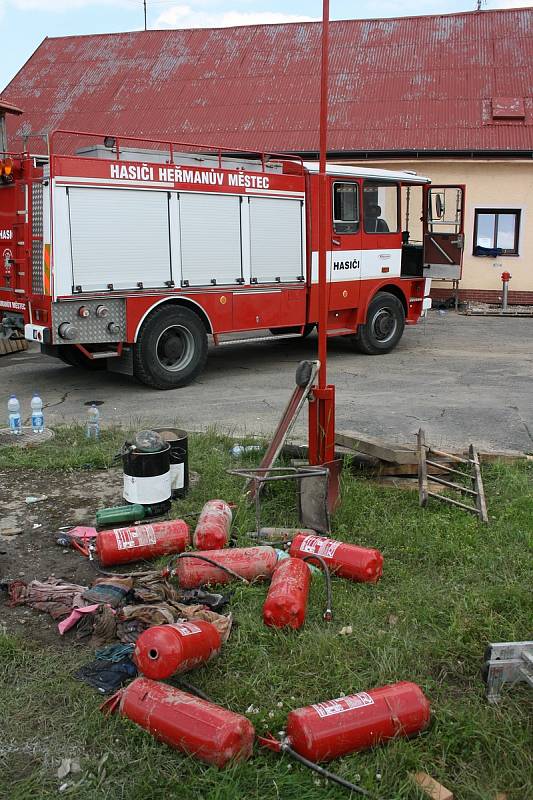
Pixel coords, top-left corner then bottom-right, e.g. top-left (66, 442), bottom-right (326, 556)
top-left (133, 305), bottom-right (208, 389)
top-left (352, 292), bottom-right (405, 355)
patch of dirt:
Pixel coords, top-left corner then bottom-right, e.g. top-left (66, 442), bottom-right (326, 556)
top-left (0, 467), bottom-right (123, 648)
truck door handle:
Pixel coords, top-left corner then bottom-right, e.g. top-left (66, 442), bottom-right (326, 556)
top-left (331, 238), bottom-right (341, 246)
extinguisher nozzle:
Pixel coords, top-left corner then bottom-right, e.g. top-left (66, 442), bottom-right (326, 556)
top-left (323, 608), bottom-right (333, 622)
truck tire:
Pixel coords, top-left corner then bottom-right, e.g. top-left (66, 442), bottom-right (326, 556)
top-left (133, 305), bottom-right (208, 389)
top-left (352, 292), bottom-right (405, 355)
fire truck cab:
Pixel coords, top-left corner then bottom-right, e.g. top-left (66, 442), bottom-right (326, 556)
top-left (0, 124), bottom-right (465, 389)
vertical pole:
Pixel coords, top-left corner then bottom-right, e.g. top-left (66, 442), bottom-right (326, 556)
top-left (502, 278), bottom-right (509, 311)
top-left (144, 0), bottom-right (147, 31)
top-left (308, 0), bottom-right (336, 467)
top-left (318, 0), bottom-right (329, 391)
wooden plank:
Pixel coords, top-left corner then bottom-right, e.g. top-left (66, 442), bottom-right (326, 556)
top-left (425, 460), bottom-right (471, 479)
top-left (374, 477), bottom-right (445, 493)
top-left (0, 337), bottom-right (27, 357)
top-left (378, 461), bottom-right (454, 477)
top-left (428, 446), bottom-right (472, 465)
top-left (418, 428), bottom-right (429, 507)
top-left (470, 444), bottom-right (489, 524)
top-left (427, 474), bottom-right (478, 496)
top-left (410, 772), bottom-right (454, 800)
top-left (427, 491), bottom-right (478, 513)
top-left (335, 430), bottom-right (416, 464)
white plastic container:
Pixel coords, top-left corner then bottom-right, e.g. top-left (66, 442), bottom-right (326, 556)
top-left (31, 393), bottom-right (44, 433)
top-left (86, 404), bottom-right (100, 439)
top-left (8, 395), bottom-right (22, 435)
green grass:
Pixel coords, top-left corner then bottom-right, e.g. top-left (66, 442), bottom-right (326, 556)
top-left (1, 429), bottom-right (532, 799)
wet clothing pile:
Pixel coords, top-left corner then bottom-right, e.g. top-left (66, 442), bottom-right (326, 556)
top-left (117, 602), bottom-right (232, 644)
top-left (8, 578), bottom-right (87, 619)
top-left (7, 573), bottom-right (233, 692)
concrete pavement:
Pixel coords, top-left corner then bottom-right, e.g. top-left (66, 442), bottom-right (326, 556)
top-left (1, 312), bottom-right (532, 452)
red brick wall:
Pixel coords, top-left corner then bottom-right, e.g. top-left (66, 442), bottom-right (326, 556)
top-left (430, 288), bottom-right (533, 305)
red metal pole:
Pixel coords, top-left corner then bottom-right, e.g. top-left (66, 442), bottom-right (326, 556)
top-left (318, 0), bottom-right (329, 391)
top-left (308, 0), bottom-right (336, 468)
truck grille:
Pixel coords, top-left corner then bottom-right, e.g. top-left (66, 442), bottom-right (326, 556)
top-left (31, 181), bottom-right (44, 294)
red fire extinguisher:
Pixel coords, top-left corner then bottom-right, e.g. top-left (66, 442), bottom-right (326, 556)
top-left (259, 682), bottom-right (430, 795)
top-left (263, 557), bottom-right (311, 630)
top-left (171, 546), bottom-right (278, 588)
top-left (103, 678), bottom-right (255, 768)
top-left (133, 619), bottom-right (221, 679)
top-left (285, 681), bottom-right (430, 761)
top-left (193, 499), bottom-right (232, 550)
top-left (289, 533), bottom-right (383, 584)
top-left (96, 520), bottom-right (189, 566)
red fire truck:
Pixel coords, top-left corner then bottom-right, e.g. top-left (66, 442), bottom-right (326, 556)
top-left (0, 124), bottom-right (465, 389)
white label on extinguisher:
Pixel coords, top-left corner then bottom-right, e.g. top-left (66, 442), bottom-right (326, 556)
top-left (298, 535), bottom-right (341, 560)
top-left (313, 692), bottom-right (374, 719)
top-left (114, 525), bottom-right (157, 551)
top-left (176, 622), bottom-right (202, 636)
top-left (170, 463), bottom-right (185, 491)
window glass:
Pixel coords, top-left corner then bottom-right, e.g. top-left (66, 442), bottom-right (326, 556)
top-left (476, 213), bottom-right (495, 248)
top-left (474, 209), bottom-right (520, 255)
top-left (363, 181), bottom-right (398, 233)
top-left (427, 187), bottom-right (463, 233)
top-left (497, 214), bottom-right (517, 250)
top-left (333, 183), bottom-right (358, 234)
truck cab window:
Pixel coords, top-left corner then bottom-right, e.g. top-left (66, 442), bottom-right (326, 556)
top-left (333, 182), bottom-right (359, 234)
top-left (363, 181), bottom-right (398, 234)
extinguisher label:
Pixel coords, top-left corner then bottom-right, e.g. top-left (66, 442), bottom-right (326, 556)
top-left (299, 535), bottom-right (341, 560)
top-left (312, 692), bottom-right (374, 718)
top-left (114, 525), bottom-right (157, 550)
top-left (176, 622), bottom-right (202, 636)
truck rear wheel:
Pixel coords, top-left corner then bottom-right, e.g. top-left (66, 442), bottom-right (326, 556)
top-left (352, 292), bottom-right (405, 355)
top-left (133, 305), bottom-right (208, 389)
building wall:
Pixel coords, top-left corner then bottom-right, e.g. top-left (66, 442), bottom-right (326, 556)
top-left (345, 159), bottom-right (533, 303)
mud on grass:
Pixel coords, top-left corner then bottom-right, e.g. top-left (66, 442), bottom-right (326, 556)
top-left (0, 427), bottom-right (532, 799)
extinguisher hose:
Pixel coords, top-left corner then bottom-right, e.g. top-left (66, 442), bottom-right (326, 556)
top-left (302, 555), bottom-right (333, 622)
top-left (87, 546), bottom-right (158, 578)
top-left (169, 553), bottom-right (250, 584)
top-left (280, 742), bottom-right (377, 798)
top-left (85, 549), bottom-right (251, 583)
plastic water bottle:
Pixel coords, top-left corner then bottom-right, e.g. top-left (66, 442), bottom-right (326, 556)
top-left (230, 444), bottom-right (263, 457)
top-left (8, 395), bottom-right (22, 435)
top-left (30, 393), bottom-right (44, 433)
top-left (86, 404), bottom-right (100, 440)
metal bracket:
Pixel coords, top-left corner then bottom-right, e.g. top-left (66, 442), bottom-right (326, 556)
top-left (228, 466), bottom-right (330, 535)
top-left (483, 641), bottom-right (533, 703)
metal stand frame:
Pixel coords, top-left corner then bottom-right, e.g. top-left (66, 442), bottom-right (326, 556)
top-left (483, 641), bottom-right (533, 703)
top-left (228, 466), bottom-right (331, 535)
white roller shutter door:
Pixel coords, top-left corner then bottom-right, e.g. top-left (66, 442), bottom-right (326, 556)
top-left (178, 193), bottom-right (242, 286)
top-left (248, 197), bottom-right (304, 283)
top-left (67, 187), bottom-right (172, 291)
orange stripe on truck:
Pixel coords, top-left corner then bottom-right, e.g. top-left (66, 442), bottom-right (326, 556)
top-left (43, 244), bottom-right (51, 294)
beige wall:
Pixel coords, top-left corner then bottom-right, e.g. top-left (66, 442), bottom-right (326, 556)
top-left (345, 159), bottom-right (533, 293)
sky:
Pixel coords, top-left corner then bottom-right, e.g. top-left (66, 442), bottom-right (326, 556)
top-left (0, 0), bottom-right (530, 91)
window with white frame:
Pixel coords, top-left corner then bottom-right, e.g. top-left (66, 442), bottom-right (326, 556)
top-left (473, 209), bottom-right (521, 256)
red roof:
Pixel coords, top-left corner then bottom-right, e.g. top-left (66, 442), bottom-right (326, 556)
top-left (2, 8), bottom-right (533, 155)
